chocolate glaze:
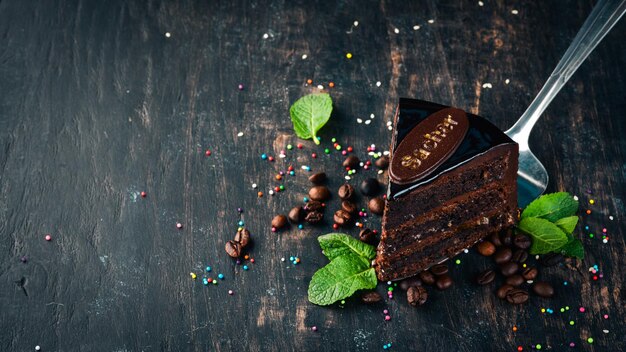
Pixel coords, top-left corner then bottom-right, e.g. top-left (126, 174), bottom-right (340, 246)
top-left (389, 98), bottom-right (516, 199)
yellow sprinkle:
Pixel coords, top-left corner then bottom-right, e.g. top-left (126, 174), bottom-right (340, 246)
top-left (541, 308), bottom-right (546, 313)
top-left (190, 272), bottom-right (197, 280)
top-left (346, 52), bottom-right (353, 59)
top-left (589, 199), bottom-right (595, 205)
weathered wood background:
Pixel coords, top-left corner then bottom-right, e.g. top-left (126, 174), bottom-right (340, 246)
top-left (1, 0), bottom-right (624, 351)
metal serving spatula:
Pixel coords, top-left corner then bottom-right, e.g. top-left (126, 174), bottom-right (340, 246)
top-left (504, 0), bottom-right (626, 207)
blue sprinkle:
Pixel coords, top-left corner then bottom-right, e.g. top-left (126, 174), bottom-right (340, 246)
top-left (303, 197), bottom-right (309, 202)
top-left (563, 281), bottom-right (568, 286)
top-left (585, 226), bottom-right (589, 230)
top-left (261, 154), bottom-right (267, 160)
top-left (243, 265), bottom-right (249, 271)
top-left (205, 266), bottom-right (212, 272)
top-left (218, 274), bottom-right (224, 280)
top-left (289, 170), bottom-right (295, 176)
top-left (238, 220), bottom-right (244, 226)
top-left (290, 256), bottom-right (295, 261)
top-left (298, 224), bottom-right (303, 229)
top-left (202, 278), bottom-right (208, 285)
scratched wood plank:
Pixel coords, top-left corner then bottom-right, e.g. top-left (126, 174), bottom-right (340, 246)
top-left (0, 0), bottom-right (624, 351)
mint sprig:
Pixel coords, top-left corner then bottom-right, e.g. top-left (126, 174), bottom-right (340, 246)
top-left (517, 192), bottom-right (584, 258)
top-left (308, 233), bottom-right (377, 306)
top-left (289, 93), bottom-right (333, 145)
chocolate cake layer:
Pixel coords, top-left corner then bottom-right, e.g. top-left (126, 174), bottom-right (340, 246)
top-left (376, 212), bottom-right (514, 281)
top-left (384, 149), bottom-right (514, 229)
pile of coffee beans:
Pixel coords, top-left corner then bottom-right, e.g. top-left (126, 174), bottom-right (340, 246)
top-left (395, 263), bottom-right (454, 307)
top-left (225, 227), bottom-right (251, 258)
top-left (476, 229), bottom-right (556, 304)
top-left (271, 156), bottom-right (386, 235)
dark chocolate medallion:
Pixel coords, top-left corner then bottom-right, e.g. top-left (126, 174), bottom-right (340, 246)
top-left (389, 108), bottom-right (469, 185)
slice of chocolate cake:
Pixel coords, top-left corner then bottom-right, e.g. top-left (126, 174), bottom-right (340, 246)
top-left (375, 98), bottom-right (518, 281)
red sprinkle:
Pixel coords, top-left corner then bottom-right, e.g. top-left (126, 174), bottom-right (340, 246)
top-left (205, 150), bottom-right (211, 156)
top-left (140, 191), bottom-right (147, 198)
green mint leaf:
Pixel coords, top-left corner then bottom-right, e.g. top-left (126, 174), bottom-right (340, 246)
top-left (289, 93), bottom-right (333, 145)
top-left (554, 216), bottom-right (579, 234)
top-left (559, 235), bottom-right (584, 259)
top-left (308, 253), bottom-right (377, 306)
top-left (518, 217), bottom-right (569, 255)
top-left (318, 233), bottom-right (376, 261)
top-left (521, 192), bottom-right (578, 222)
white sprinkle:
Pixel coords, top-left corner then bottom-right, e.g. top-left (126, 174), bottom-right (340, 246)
top-left (368, 152), bottom-right (375, 156)
top-left (359, 162), bottom-right (365, 167)
top-left (386, 121), bottom-right (392, 126)
top-left (527, 280), bottom-right (534, 284)
top-left (365, 120), bottom-right (371, 125)
top-left (478, 1), bottom-right (484, 6)
top-left (370, 113), bottom-right (375, 119)
top-left (511, 9), bottom-right (519, 15)
top-left (603, 329), bottom-right (609, 334)
top-left (394, 28), bottom-right (400, 34)
top-left (376, 81), bottom-right (382, 87)
top-left (165, 32), bottom-right (171, 38)
top-left (317, 84), bottom-right (324, 90)
top-left (413, 25), bottom-right (420, 30)
top-left (609, 215), bottom-right (614, 220)
top-left (377, 170), bottom-right (384, 175)
top-left (35, 347), bottom-right (41, 351)
top-left (388, 126), bottom-right (393, 131)
top-left (252, 183), bottom-right (257, 189)
top-left (505, 79), bottom-right (510, 84)
top-left (279, 154), bottom-right (286, 159)
top-left (281, 257), bottom-right (285, 262)
top-left (383, 151), bottom-right (390, 156)
top-left (482, 83), bottom-right (493, 89)
top-left (269, 190), bottom-right (274, 196)
top-left (237, 132), bottom-right (244, 137)
top-left (353, 20), bottom-right (359, 27)
top-left (535, 255), bottom-right (540, 260)
top-left (427, 19), bottom-right (435, 24)
top-left (301, 166), bottom-right (309, 170)
top-left (370, 144), bottom-right (376, 148)
top-left (263, 33), bottom-right (269, 39)
top-left (464, 249), bottom-right (469, 253)
top-left (357, 118), bottom-right (363, 124)
top-left (345, 175), bottom-right (351, 180)
top-left (603, 239), bottom-right (608, 243)
top-left (302, 54), bottom-right (308, 60)
top-left (573, 195), bottom-right (579, 201)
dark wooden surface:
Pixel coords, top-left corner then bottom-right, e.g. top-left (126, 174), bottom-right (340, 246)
top-left (1, 0), bottom-right (625, 351)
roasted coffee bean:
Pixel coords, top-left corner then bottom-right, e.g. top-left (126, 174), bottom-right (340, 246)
top-left (333, 209), bottom-right (352, 226)
top-left (532, 281), bottom-right (554, 298)
top-left (225, 240), bottom-right (241, 258)
top-left (493, 247), bottom-right (513, 264)
top-left (337, 184), bottom-right (355, 200)
top-left (341, 200), bottom-right (358, 214)
top-left (511, 249), bottom-right (528, 263)
top-left (399, 276), bottom-right (422, 291)
top-left (407, 286), bottom-right (428, 306)
top-left (501, 229), bottom-right (514, 247)
top-left (419, 271), bottom-right (436, 285)
top-left (368, 197), bottom-right (385, 215)
top-left (476, 269), bottom-right (496, 285)
top-left (308, 172), bottom-right (327, 184)
top-left (476, 241), bottom-right (496, 256)
top-left (430, 264), bottom-right (449, 276)
top-left (271, 215), bottom-right (288, 229)
top-left (361, 291), bottom-right (382, 304)
top-left (505, 274), bottom-right (525, 287)
top-left (506, 288), bottom-right (529, 304)
top-left (343, 155), bottom-right (360, 169)
top-left (521, 267), bottom-right (538, 280)
top-left (496, 284), bottom-right (515, 299)
top-left (435, 275), bottom-right (453, 290)
top-left (304, 200), bottom-right (324, 213)
top-left (359, 178), bottom-right (380, 196)
top-left (375, 156), bottom-right (390, 169)
top-left (513, 233), bottom-right (532, 249)
top-left (288, 206), bottom-right (304, 223)
top-left (234, 228), bottom-right (250, 247)
top-left (499, 262), bottom-right (519, 277)
top-left (539, 253), bottom-right (563, 267)
top-left (359, 228), bottom-right (376, 244)
top-left (309, 186), bottom-right (331, 201)
top-left (305, 211), bottom-right (324, 224)
top-left (489, 232), bottom-right (503, 247)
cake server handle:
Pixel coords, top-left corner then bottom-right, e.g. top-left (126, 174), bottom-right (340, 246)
top-left (505, 0), bottom-right (626, 145)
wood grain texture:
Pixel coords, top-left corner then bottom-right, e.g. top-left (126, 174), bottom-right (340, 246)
top-left (1, 0), bottom-right (624, 351)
